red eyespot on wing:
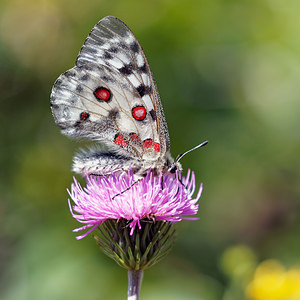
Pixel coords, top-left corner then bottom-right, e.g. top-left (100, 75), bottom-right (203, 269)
top-left (80, 112), bottom-right (89, 120)
top-left (153, 143), bottom-right (160, 152)
top-left (143, 139), bottom-right (153, 149)
top-left (114, 134), bottom-right (127, 147)
top-left (94, 87), bottom-right (111, 101)
top-left (132, 106), bottom-right (147, 121)
top-left (129, 132), bottom-right (141, 144)
top-left (130, 133), bottom-right (138, 141)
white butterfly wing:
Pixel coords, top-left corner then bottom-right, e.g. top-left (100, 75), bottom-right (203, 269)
top-left (51, 16), bottom-right (170, 161)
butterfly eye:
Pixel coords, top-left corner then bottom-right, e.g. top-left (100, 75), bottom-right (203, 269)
top-left (94, 87), bottom-right (111, 102)
top-left (169, 164), bottom-right (177, 174)
top-left (132, 106), bottom-right (147, 121)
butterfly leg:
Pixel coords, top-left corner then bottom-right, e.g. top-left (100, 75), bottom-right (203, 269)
top-left (90, 173), bottom-right (110, 177)
top-left (160, 176), bottom-right (164, 189)
top-left (173, 173), bottom-right (187, 197)
top-left (112, 178), bottom-right (142, 200)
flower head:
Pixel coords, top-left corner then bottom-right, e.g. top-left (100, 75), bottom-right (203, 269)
top-left (69, 169), bottom-right (202, 240)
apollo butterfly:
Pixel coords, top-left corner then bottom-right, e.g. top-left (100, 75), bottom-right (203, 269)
top-left (50, 16), bottom-right (206, 178)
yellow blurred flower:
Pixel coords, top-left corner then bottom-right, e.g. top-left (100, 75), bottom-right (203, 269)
top-left (246, 260), bottom-right (300, 300)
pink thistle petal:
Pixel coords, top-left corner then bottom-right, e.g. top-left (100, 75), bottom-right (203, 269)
top-left (68, 170), bottom-right (202, 239)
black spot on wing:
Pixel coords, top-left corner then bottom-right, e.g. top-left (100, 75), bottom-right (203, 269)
top-left (139, 63), bottom-right (147, 73)
top-left (108, 46), bottom-right (119, 53)
top-left (136, 85), bottom-right (147, 97)
top-left (130, 41), bottom-right (139, 53)
top-left (136, 85), bottom-right (152, 97)
top-left (101, 75), bottom-right (113, 83)
top-left (118, 41), bottom-right (127, 50)
top-left (149, 109), bottom-right (156, 121)
top-left (76, 85), bottom-right (83, 93)
top-left (108, 108), bottom-right (119, 120)
top-left (80, 74), bottom-right (90, 81)
top-left (64, 70), bottom-right (76, 78)
top-left (103, 52), bottom-right (113, 60)
top-left (119, 65), bottom-right (132, 75)
top-left (83, 65), bottom-right (93, 71)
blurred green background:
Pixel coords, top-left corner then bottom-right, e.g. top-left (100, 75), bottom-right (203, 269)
top-left (1, 0), bottom-right (300, 299)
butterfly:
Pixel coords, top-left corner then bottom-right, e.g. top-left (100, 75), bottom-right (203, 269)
top-left (50, 16), bottom-right (206, 178)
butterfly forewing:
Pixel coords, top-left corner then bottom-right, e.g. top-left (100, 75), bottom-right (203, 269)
top-left (76, 16), bottom-right (170, 155)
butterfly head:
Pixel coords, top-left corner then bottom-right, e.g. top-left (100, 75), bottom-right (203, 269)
top-left (168, 161), bottom-right (182, 174)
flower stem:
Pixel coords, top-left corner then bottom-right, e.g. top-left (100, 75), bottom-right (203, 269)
top-left (127, 270), bottom-right (143, 300)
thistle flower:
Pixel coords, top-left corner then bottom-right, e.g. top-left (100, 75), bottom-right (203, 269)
top-left (69, 169), bottom-right (201, 238)
top-left (68, 169), bottom-right (202, 299)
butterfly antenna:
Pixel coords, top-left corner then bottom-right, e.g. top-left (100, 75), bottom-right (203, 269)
top-left (176, 141), bottom-right (208, 162)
